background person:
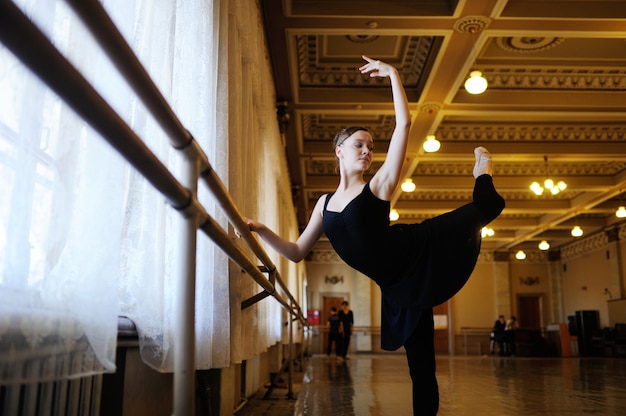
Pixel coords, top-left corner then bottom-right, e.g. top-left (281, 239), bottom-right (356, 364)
top-left (338, 301), bottom-right (354, 359)
top-left (327, 306), bottom-right (344, 360)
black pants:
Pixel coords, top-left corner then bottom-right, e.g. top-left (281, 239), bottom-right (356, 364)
top-left (404, 308), bottom-right (438, 416)
top-left (342, 333), bottom-right (351, 357)
top-left (327, 332), bottom-right (342, 356)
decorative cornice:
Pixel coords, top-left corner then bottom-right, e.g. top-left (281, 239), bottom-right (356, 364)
top-left (560, 224), bottom-right (626, 261)
top-left (493, 251), bottom-right (510, 262)
top-left (475, 67), bottom-right (626, 90)
top-left (561, 230), bottom-right (609, 260)
top-left (438, 124), bottom-right (626, 144)
top-left (510, 250), bottom-right (549, 263)
top-left (308, 249), bottom-right (342, 263)
top-left (414, 163), bottom-right (473, 176)
top-left (478, 251), bottom-right (495, 263)
top-left (296, 35), bottom-right (435, 87)
top-left (307, 160), bottom-right (383, 176)
top-left (400, 190), bottom-right (473, 200)
top-left (302, 114), bottom-right (396, 143)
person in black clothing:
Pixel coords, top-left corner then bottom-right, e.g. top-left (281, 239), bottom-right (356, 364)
top-left (504, 316), bottom-right (517, 356)
top-left (338, 301), bottom-right (354, 359)
top-left (327, 306), bottom-right (343, 360)
top-left (244, 56), bottom-right (505, 415)
top-left (492, 315), bottom-right (506, 356)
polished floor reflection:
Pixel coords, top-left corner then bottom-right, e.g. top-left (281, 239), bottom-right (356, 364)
top-left (293, 354), bottom-right (626, 416)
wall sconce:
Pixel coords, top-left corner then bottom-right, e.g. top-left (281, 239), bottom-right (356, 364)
top-left (423, 134), bottom-right (441, 153)
top-left (616, 206), bottom-right (626, 218)
top-left (401, 178), bottom-right (416, 193)
top-left (571, 225), bottom-right (584, 237)
top-left (538, 240), bottom-right (550, 251)
top-left (389, 209), bottom-right (399, 221)
top-left (481, 227), bottom-right (494, 237)
top-left (464, 70), bottom-right (488, 94)
top-left (515, 250), bottom-right (526, 260)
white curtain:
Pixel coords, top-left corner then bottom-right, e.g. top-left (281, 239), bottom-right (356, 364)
top-left (0, 0), bottom-right (299, 383)
top-left (224, 0), bottom-right (288, 363)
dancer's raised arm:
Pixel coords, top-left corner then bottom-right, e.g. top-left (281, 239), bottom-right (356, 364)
top-left (359, 56), bottom-right (411, 200)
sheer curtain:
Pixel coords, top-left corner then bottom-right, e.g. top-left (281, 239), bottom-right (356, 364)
top-left (0, 0), bottom-right (298, 383)
top-left (0, 0), bottom-right (227, 381)
top-left (0, 0), bottom-right (129, 382)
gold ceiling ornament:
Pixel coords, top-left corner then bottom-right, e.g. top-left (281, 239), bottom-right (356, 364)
top-left (496, 37), bottom-right (565, 53)
top-left (419, 102), bottom-right (441, 115)
top-left (453, 16), bottom-right (491, 34)
top-left (346, 34), bottom-right (379, 44)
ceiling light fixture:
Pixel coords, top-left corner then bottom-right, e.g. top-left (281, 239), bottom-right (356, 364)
top-left (530, 156), bottom-right (567, 196)
top-left (515, 250), bottom-right (526, 260)
top-left (538, 240), bottom-right (550, 251)
top-left (464, 70), bottom-right (488, 94)
top-left (401, 178), bottom-right (416, 193)
top-left (571, 225), bottom-right (584, 237)
top-left (616, 206), bottom-right (626, 218)
top-left (423, 134), bottom-right (441, 153)
top-left (481, 227), bottom-right (494, 237)
top-left (389, 209), bottom-right (399, 221)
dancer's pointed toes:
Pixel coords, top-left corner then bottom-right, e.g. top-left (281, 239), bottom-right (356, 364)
top-left (473, 146), bottom-right (493, 178)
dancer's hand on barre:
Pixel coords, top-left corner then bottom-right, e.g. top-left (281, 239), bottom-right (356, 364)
top-left (238, 212), bottom-right (323, 263)
top-left (235, 218), bottom-right (264, 238)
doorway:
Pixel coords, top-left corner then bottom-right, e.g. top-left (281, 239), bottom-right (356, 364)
top-left (517, 295), bottom-right (543, 329)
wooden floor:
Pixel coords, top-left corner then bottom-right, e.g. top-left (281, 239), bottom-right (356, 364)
top-left (239, 353), bottom-right (626, 415)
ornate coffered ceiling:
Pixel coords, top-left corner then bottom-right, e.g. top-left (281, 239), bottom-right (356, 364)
top-left (261, 0), bottom-right (626, 253)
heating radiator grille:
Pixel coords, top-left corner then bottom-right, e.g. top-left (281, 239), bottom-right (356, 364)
top-left (1, 374), bottom-right (102, 416)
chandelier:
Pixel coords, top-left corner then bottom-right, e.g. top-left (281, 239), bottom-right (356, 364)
top-left (530, 156), bottom-right (567, 196)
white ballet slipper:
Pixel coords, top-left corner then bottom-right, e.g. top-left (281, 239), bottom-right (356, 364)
top-left (473, 146), bottom-right (493, 178)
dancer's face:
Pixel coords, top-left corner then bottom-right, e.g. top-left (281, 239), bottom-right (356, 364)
top-left (336, 130), bottom-right (373, 170)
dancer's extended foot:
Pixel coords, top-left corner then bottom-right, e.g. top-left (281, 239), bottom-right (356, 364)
top-left (473, 146), bottom-right (493, 178)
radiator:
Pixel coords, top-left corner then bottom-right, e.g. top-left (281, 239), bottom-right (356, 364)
top-left (0, 374), bottom-right (102, 416)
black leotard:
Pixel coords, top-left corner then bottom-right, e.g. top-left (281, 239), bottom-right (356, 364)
top-left (322, 174), bottom-right (504, 349)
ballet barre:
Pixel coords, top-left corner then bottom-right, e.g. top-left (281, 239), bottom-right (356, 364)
top-left (0, 1), bottom-right (304, 413)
